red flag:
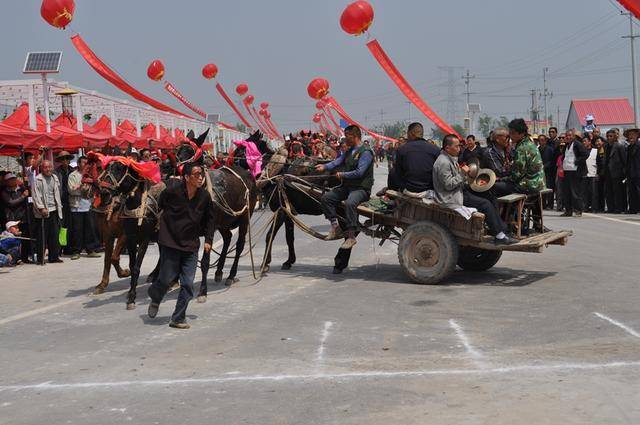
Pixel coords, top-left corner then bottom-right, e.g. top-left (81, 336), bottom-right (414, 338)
top-left (215, 82), bottom-right (253, 129)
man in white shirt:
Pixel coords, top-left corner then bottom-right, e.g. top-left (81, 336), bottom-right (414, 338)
top-left (583, 138), bottom-right (599, 212)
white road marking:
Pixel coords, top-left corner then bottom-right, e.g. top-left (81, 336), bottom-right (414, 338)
top-left (449, 319), bottom-right (485, 367)
top-left (594, 312), bottom-right (640, 338)
top-left (583, 213), bottom-right (640, 227)
top-left (2, 361), bottom-right (640, 392)
top-left (0, 299), bottom-right (78, 326)
top-left (0, 231), bottom-right (239, 327)
top-left (315, 321), bottom-right (334, 364)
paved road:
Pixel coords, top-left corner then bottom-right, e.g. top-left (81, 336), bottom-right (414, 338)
top-left (1, 166), bottom-right (640, 424)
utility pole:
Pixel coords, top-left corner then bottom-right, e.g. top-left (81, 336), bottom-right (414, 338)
top-left (541, 67), bottom-right (553, 134)
top-left (622, 11), bottom-right (640, 126)
top-left (557, 105), bottom-right (561, 130)
top-left (462, 69), bottom-right (476, 136)
top-left (379, 109), bottom-right (385, 125)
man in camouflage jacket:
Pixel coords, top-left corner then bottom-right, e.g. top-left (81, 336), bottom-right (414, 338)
top-left (494, 119), bottom-right (546, 195)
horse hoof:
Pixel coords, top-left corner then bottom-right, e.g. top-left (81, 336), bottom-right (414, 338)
top-left (118, 269), bottom-right (131, 278)
top-left (170, 282), bottom-right (179, 291)
top-left (197, 296), bottom-right (207, 303)
top-left (225, 277), bottom-right (239, 287)
top-left (261, 265), bottom-right (270, 274)
top-left (126, 303), bottom-right (136, 310)
top-left (281, 263), bottom-right (292, 270)
top-left (146, 275), bottom-right (155, 283)
top-left (214, 273), bottom-right (223, 283)
top-left (93, 286), bottom-right (106, 295)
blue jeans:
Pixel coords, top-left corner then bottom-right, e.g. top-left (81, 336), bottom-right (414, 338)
top-left (0, 247), bottom-right (20, 266)
top-left (320, 186), bottom-right (370, 230)
top-left (148, 245), bottom-right (198, 323)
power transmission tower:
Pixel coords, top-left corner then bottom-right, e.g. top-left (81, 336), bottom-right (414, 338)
top-left (530, 89), bottom-right (540, 134)
top-left (463, 70), bottom-right (476, 135)
top-left (438, 66), bottom-right (462, 124)
top-left (540, 67), bottom-right (553, 134)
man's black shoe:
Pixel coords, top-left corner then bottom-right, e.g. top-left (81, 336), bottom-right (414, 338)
top-left (49, 258), bottom-right (64, 263)
top-left (148, 302), bottom-right (159, 318)
top-left (495, 236), bottom-right (518, 245)
top-left (332, 267), bottom-right (342, 274)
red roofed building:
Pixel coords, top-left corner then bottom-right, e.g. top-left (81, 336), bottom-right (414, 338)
top-left (565, 98), bottom-right (634, 132)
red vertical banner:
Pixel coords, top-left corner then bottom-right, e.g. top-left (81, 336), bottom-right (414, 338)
top-left (618, 0), bottom-right (640, 18)
top-left (366, 39), bottom-right (460, 138)
top-left (164, 82), bottom-right (207, 118)
top-left (215, 82), bottom-right (253, 129)
top-left (243, 102), bottom-right (272, 138)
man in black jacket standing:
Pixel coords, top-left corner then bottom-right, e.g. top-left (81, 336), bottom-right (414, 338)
top-left (394, 122), bottom-right (441, 194)
top-left (604, 129), bottom-right (627, 213)
top-left (540, 129), bottom-right (558, 209)
top-left (561, 132), bottom-right (590, 217)
top-left (147, 163), bottom-right (214, 329)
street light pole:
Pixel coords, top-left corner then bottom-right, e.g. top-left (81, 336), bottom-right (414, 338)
top-left (623, 11), bottom-right (640, 126)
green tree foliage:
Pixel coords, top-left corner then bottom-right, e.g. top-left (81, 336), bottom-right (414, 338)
top-left (477, 114), bottom-right (511, 137)
top-left (372, 120), bottom-right (408, 140)
top-left (431, 124), bottom-right (465, 140)
top-left (235, 123), bottom-right (247, 133)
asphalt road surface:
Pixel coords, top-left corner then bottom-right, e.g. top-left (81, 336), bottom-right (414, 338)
top-left (1, 165), bottom-right (640, 424)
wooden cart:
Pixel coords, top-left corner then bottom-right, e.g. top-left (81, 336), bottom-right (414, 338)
top-left (357, 190), bottom-right (572, 284)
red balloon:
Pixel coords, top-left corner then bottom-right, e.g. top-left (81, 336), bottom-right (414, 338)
top-left (265, 112), bottom-right (271, 119)
top-left (260, 102), bottom-right (269, 110)
top-left (41, 0), bottom-right (75, 29)
top-left (307, 78), bottom-right (330, 100)
top-left (313, 115), bottom-right (321, 123)
top-left (236, 84), bottom-right (249, 96)
top-left (245, 94), bottom-right (255, 105)
top-left (340, 0), bottom-right (374, 36)
top-left (316, 101), bottom-right (325, 110)
top-left (147, 60), bottom-right (165, 82)
top-left (202, 63), bottom-right (218, 80)
top-left (259, 109), bottom-right (266, 116)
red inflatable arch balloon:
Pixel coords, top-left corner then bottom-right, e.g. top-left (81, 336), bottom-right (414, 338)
top-left (316, 101), bottom-right (326, 110)
top-left (147, 60), bottom-right (165, 82)
top-left (201, 63), bottom-right (218, 80)
top-left (41, 0), bottom-right (75, 29)
top-left (236, 84), bottom-right (249, 96)
top-left (260, 102), bottom-right (269, 110)
top-left (307, 78), bottom-right (330, 100)
top-left (245, 94), bottom-right (255, 105)
top-left (340, 0), bottom-right (374, 36)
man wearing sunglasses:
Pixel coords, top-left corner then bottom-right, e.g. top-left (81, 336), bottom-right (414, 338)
top-left (147, 163), bottom-right (214, 329)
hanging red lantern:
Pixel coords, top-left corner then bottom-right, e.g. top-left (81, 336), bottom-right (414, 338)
top-left (316, 101), bottom-right (326, 110)
top-left (307, 78), bottom-right (330, 100)
top-left (260, 102), bottom-right (269, 110)
top-left (340, 1), bottom-right (374, 36)
top-left (201, 63), bottom-right (218, 80)
top-left (245, 94), bottom-right (255, 105)
top-left (147, 60), bottom-right (165, 82)
top-left (236, 84), bottom-right (249, 96)
top-left (41, 0), bottom-right (75, 29)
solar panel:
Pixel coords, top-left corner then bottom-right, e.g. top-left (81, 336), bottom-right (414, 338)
top-left (23, 52), bottom-right (62, 74)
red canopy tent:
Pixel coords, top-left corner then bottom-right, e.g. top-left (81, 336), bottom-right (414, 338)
top-left (139, 123), bottom-right (180, 149)
top-left (2, 104), bottom-right (109, 149)
top-left (0, 123), bottom-right (65, 155)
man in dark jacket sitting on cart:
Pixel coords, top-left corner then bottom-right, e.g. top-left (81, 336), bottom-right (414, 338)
top-left (316, 125), bottom-right (374, 252)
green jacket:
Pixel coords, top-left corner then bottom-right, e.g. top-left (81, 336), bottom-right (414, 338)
top-left (510, 136), bottom-right (546, 193)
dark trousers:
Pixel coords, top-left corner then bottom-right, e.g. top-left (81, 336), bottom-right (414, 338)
top-left (387, 167), bottom-right (402, 191)
top-left (543, 168), bottom-right (556, 209)
top-left (562, 171), bottom-right (584, 214)
top-left (18, 220), bottom-right (32, 262)
top-left (463, 190), bottom-right (505, 236)
top-left (604, 175), bottom-right (626, 213)
top-left (70, 211), bottom-right (98, 254)
top-left (34, 213), bottom-right (61, 262)
top-left (628, 178), bottom-right (640, 213)
top-left (148, 245), bottom-right (198, 323)
top-left (582, 177), bottom-right (597, 212)
top-left (556, 177), bottom-right (564, 211)
top-left (595, 175), bottom-right (606, 212)
top-left (321, 186), bottom-right (370, 231)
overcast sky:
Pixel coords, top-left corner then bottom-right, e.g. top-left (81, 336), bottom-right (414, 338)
top-left (0, 0), bottom-right (634, 132)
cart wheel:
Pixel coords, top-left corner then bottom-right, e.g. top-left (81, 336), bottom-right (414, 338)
top-left (457, 246), bottom-right (502, 271)
top-left (397, 221), bottom-right (458, 284)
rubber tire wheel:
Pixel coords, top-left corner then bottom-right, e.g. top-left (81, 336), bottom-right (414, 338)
top-left (397, 221), bottom-right (458, 284)
top-left (457, 246), bottom-right (502, 271)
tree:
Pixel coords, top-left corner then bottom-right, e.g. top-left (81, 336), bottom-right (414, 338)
top-left (235, 122), bottom-right (247, 133)
top-left (476, 114), bottom-right (511, 137)
top-left (372, 120), bottom-right (408, 140)
top-left (431, 124), bottom-right (465, 141)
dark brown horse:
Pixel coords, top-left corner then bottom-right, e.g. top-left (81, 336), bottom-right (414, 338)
top-left (257, 149), bottom-right (340, 275)
top-left (173, 135), bottom-right (258, 300)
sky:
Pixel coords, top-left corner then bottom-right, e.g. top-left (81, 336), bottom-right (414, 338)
top-left (0, 0), bottom-right (635, 133)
